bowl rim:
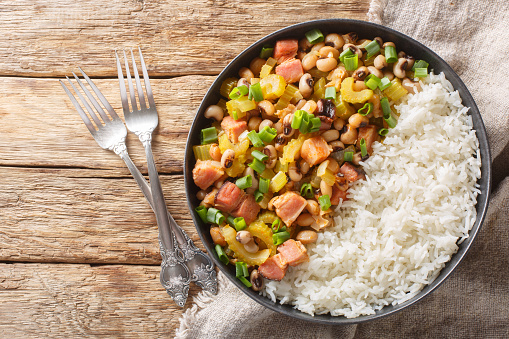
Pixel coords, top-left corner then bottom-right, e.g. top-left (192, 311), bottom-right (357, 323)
top-left (184, 18), bottom-right (492, 324)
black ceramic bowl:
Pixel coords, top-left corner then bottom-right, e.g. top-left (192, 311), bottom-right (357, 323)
top-left (184, 19), bottom-right (491, 324)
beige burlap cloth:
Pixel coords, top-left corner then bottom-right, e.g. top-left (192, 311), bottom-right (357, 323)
top-left (176, 1), bottom-right (509, 337)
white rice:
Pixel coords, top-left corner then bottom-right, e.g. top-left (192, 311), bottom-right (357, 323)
top-left (262, 72), bottom-right (482, 318)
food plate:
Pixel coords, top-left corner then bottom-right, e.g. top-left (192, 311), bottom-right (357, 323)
top-left (184, 19), bottom-right (491, 323)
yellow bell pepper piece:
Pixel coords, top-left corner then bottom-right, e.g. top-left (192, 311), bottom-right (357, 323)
top-left (248, 221), bottom-right (276, 256)
top-left (340, 77), bottom-right (374, 104)
top-left (260, 74), bottom-right (286, 100)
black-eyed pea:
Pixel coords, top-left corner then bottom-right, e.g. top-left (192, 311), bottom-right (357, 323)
top-left (329, 140), bottom-right (345, 152)
top-left (209, 143), bottom-right (222, 161)
top-left (340, 124), bottom-right (358, 145)
top-left (299, 159), bottom-right (310, 175)
top-left (316, 57), bottom-right (338, 72)
top-left (258, 100), bottom-right (275, 117)
top-left (302, 52), bottom-right (319, 71)
top-left (238, 68), bottom-right (254, 82)
top-left (321, 129), bottom-right (340, 142)
top-left (250, 57), bottom-right (266, 77)
top-left (353, 80), bottom-right (368, 91)
top-left (333, 118), bottom-right (346, 131)
top-left (248, 116), bottom-right (262, 131)
top-left (310, 42), bottom-right (325, 52)
top-left (296, 230), bottom-right (318, 244)
top-left (210, 227), bottom-right (227, 246)
top-left (258, 119), bottom-right (273, 132)
top-left (196, 190), bottom-right (208, 200)
top-left (297, 213), bottom-right (315, 226)
top-left (320, 180), bottom-right (333, 197)
top-left (348, 113), bottom-right (369, 129)
top-left (319, 46), bottom-right (340, 59)
top-left (204, 105), bottom-right (224, 121)
top-left (324, 33), bottom-right (345, 50)
top-left (306, 200), bottom-right (320, 215)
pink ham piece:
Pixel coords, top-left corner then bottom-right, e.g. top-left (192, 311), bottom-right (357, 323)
top-left (192, 160), bottom-right (224, 190)
top-left (273, 39), bottom-right (298, 64)
top-left (230, 194), bottom-right (260, 225)
top-left (340, 162), bottom-right (366, 182)
top-left (214, 181), bottom-right (245, 213)
top-left (221, 115), bottom-right (247, 143)
top-left (275, 59), bottom-right (304, 84)
top-left (277, 239), bottom-right (309, 267)
top-left (356, 124), bottom-right (380, 155)
top-left (258, 253), bottom-right (288, 281)
top-left (330, 185), bottom-right (348, 205)
top-left (300, 136), bottom-right (332, 167)
top-left (272, 191), bottom-right (307, 226)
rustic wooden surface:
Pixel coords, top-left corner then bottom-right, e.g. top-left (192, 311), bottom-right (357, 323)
top-left (0, 1), bottom-right (369, 337)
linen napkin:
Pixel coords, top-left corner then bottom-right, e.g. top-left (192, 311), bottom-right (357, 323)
top-left (176, 1), bottom-right (509, 337)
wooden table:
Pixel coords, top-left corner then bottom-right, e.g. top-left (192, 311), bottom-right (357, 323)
top-left (0, 1), bottom-right (369, 336)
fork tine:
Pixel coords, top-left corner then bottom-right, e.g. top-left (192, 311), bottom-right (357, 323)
top-left (123, 49), bottom-right (138, 112)
top-left (138, 47), bottom-right (156, 109)
top-left (65, 75), bottom-right (103, 127)
top-left (60, 79), bottom-right (97, 135)
top-left (115, 50), bottom-right (130, 116)
top-left (78, 67), bottom-right (120, 121)
top-left (130, 48), bottom-right (147, 110)
top-left (72, 72), bottom-right (111, 124)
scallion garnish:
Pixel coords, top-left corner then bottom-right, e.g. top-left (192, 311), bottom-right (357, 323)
top-left (384, 114), bottom-right (397, 128)
top-left (358, 102), bottom-right (373, 116)
top-left (251, 150), bottom-right (268, 162)
top-left (343, 54), bottom-right (358, 71)
top-left (201, 127), bottom-right (218, 144)
top-left (309, 117), bottom-right (322, 133)
top-left (365, 40), bottom-right (381, 59)
top-left (238, 276), bottom-right (252, 288)
top-left (258, 126), bottom-right (277, 144)
top-left (360, 138), bottom-right (368, 157)
top-left (248, 158), bottom-right (266, 174)
top-left (385, 46), bottom-right (397, 63)
top-left (364, 74), bottom-right (381, 90)
top-left (233, 217), bottom-right (247, 231)
top-left (206, 207), bottom-right (225, 225)
top-left (412, 60), bottom-right (429, 71)
top-left (226, 215), bottom-right (236, 227)
top-left (324, 86), bottom-right (336, 100)
top-left (273, 231), bottom-right (291, 246)
top-left (259, 45), bottom-right (274, 59)
top-left (254, 190), bottom-right (264, 203)
top-left (232, 110), bottom-right (239, 120)
top-left (259, 177), bottom-right (270, 194)
top-left (344, 151), bottom-right (354, 162)
top-left (248, 82), bottom-right (264, 102)
top-left (229, 85), bottom-right (249, 100)
top-left (318, 195), bottom-right (331, 211)
top-left (291, 110), bottom-right (304, 129)
top-left (247, 130), bottom-right (264, 147)
top-left (235, 261), bottom-right (248, 278)
top-left (300, 182), bottom-right (314, 199)
top-left (215, 244), bottom-right (229, 265)
top-left (235, 175), bottom-right (252, 189)
top-left (378, 77), bottom-right (392, 91)
top-left (339, 48), bottom-right (354, 63)
top-left (378, 128), bottom-right (389, 136)
top-left (305, 28), bottom-right (324, 44)
top-left (414, 68), bottom-right (427, 78)
top-left (194, 205), bottom-right (208, 223)
top-left (380, 97), bottom-right (391, 118)
top-left (271, 218), bottom-right (282, 233)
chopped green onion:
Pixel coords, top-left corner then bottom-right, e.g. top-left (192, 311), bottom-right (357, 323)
top-left (226, 215), bottom-right (236, 227)
top-left (235, 175), bottom-right (252, 189)
top-left (248, 82), bottom-right (264, 102)
top-left (360, 138), bottom-right (368, 157)
top-left (340, 48), bottom-right (354, 63)
top-left (344, 54), bottom-right (358, 71)
top-left (259, 45), bottom-right (274, 59)
top-left (318, 195), bottom-right (331, 211)
top-left (200, 127), bottom-right (218, 145)
top-left (412, 60), bottom-right (429, 71)
top-left (305, 28), bottom-right (324, 44)
top-left (378, 77), bottom-right (392, 91)
top-left (248, 158), bottom-right (266, 174)
top-left (254, 190), bottom-right (264, 203)
top-left (235, 261), bottom-right (249, 278)
top-left (324, 86), bottom-right (336, 100)
top-left (215, 244), bottom-right (229, 265)
top-left (273, 231), bottom-right (290, 245)
top-left (365, 40), bottom-right (381, 58)
top-left (380, 97), bottom-right (391, 118)
top-left (233, 217), bottom-right (247, 231)
top-left (299, 111), bottom-right (312, 133)
top-left (378, 128), bottom-right (389, 136)
top-left (300, 182), bottom-right (314, 199)
top-left (385, 46), bottom-right (397, 63)
top-left (414, 68), bottom-right (427, 78)
top-left (309, 117), bottom-right (322, 133)
top-left (384, 113), bottom-right (397, 128)
top-left (251, 150), bottom-right (268, 162)
top-left (344, 151), bottom-right (354, 162)
top-left (206, 207), bottom-right (225, 225)
top-left (271, 218), bottom-right (282, 233)
top-left (247, 130), bottom-right (264, 147)
top-left (237, 276), bottom-right (252, 288)
top-left (232, 110), bottom-right (239, 120)
top-left (364, 74), bottom-right (381, 90)
top-left (291, 110), bottom-right (304, 129)
top-left (258, 126), bottom-right (277, 144)
top-left (229, 85), bottom-right (249, 100)
top-left (358, 102), bottom-right (373, 116)
top-left (195, 205), bottom-right (208, 223)
top-left (259, 177), bottom-right (270, 194)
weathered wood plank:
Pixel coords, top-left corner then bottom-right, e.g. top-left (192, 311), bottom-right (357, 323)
top-left (0, 0), bottom-right (369, 77)
top-left (0, 76), bottom-right (212, 173)
top-left (0, 167), bottom-right (201, 264)
top-left (0, 263), bottom-right (198, 338)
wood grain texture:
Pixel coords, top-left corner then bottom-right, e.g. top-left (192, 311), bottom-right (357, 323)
top-left (0, 263), bottom-right (198, 337)
top-left (0, 167), bottom-right (203, 264)
top-left (0, 76), bottom-right (212, 173)
top-left (0, 0), bottom-right (369, 77)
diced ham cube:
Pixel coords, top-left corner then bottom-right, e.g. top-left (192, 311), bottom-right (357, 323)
top-left (275, 59), bottom-right (304, 84)
top-left (231, 194), bottom-right (260, 225)
top-left (258, 253), bottom-right (288, 281)
top-left (356, 124), bottom-right (380, 154)
top-left (277, 239), bottom-right (309, 267)
top-left (340, 162), bottom-right (366, 182)
top-left (272, 191), bottom-right (307, 226)
top-left (300, 136), bottom-right (332, 167)
top-left (214, 181), bottom-right (245, 213)
top-left (192, 160), bottom-right (224, 190)
top-left (330, 185), bottom-right (348, 205)
top-left (221, 115), bottom-right (247, 143)
top-left (273, 39), bottom-right (298, 64)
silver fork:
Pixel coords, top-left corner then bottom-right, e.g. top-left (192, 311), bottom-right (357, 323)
top-left (115, 48), bottom-right (217, 294)
top-left (60, 69), bottom-right (191, 307)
